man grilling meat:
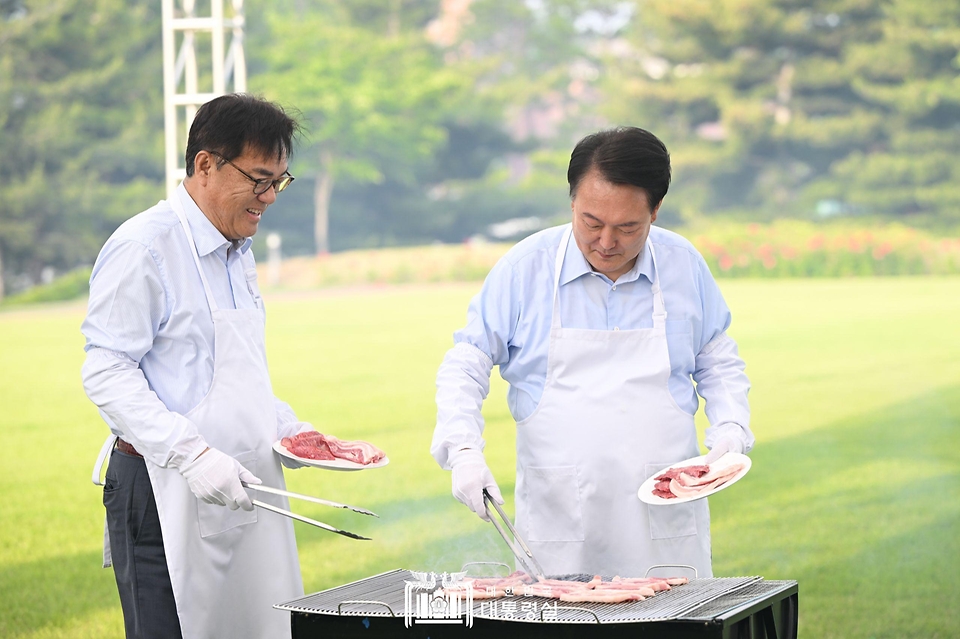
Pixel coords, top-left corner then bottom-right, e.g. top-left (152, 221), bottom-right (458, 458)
top-left (431, 127), bottom-right (754, 579)
top-left (82, 94), bottom-right (318, 639)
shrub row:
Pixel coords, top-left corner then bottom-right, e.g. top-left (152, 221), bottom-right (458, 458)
top-left (4, 221), bottom-right (958, 307)
top-left (689, 221), bottom-right (960, 278)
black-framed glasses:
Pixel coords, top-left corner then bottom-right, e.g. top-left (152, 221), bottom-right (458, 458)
top-left (207, 150), bottom-right (295, 195)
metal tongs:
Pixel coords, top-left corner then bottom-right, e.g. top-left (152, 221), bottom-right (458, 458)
top-left (243, 482), bottom-right (377, 541)
top-left (483, 488), bottom-right (545, 580)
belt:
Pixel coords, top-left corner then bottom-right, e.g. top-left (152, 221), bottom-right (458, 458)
top-left (116, 439), bottom-right (143, 458)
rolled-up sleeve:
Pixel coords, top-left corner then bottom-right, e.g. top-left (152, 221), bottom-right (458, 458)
top-left (431, 260), bottom-right (519, 469)
top-left (695, 332), bottom-right (754, 452)
top-left (81, 240), bottom-right (207, 469)
top-left (692, 256), bottom-right (754, 453)
top-left (432, 342), bottom-right (494, 468)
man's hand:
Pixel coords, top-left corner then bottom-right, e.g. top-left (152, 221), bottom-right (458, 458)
top-left (450, 449), bottom-right (503, 522)
top-left (704, 435), bottom-right (744, 465)
top-left (180, 447), bottom-right (261, 510)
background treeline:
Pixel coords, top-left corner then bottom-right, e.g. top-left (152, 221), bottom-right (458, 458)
top-left (1, 0), bottom-right (959, 299)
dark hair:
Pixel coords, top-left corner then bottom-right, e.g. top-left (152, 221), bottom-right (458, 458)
top-left (567, 127), bottom-right (671, 209)
top-left (184, 93), bottom-right (302, 176)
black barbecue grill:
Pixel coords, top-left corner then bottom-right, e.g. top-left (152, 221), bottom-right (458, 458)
top-left (277, 569), bottom-right (798, 638)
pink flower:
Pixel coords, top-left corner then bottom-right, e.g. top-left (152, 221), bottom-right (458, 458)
top-left (872, 242), bottom-right (893, 260)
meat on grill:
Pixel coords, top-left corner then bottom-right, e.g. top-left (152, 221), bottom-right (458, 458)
top-left (651, 457), bottom-right (746, 500)
top-left (559, 590), bottom-right (646, 603)
top-left (281, 431), bottom-right (386, 465)
top-left (443, 571), bottom-right (689, 603)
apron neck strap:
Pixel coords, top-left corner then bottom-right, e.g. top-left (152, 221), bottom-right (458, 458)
top-left (551, 225), bottom-right (666, 330)
top-left (171, 188), bottom-right (220, 313)
top-left (648, 241), bottom-right (666, 326)
top-left (551, 226), bottom-right (572, 330)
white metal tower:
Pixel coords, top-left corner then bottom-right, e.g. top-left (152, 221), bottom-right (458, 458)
top-left (162, 0), bottom-right (247, 198)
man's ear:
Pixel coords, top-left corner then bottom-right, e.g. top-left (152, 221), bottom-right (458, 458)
top-left (651, 202), bottom-right (661, 224)
top-left (193, 151), bottom-right (215, 185)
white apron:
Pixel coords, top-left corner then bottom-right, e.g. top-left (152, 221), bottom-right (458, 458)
top-left (94, 195), bottom-right (302, 639)
top-left (514, 226), bottom-right (712, 578)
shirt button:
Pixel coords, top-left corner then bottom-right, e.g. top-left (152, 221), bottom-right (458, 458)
top-left (612, 285), bottom-right (617, 291)
top-left (614, 326), bottom-right (620, 331)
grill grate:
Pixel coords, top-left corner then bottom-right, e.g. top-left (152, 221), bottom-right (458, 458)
top-left (276, 569), bottom-right (767, 624)
top-left (474, 575), bottom-right (762, 623)
top-left (280, 570), bottom-right (409, 617)
top-left (678, 580), bottom-right (796, 620)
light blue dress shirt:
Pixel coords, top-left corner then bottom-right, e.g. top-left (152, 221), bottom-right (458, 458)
top-left (432, 223), bottom-right (753, 468)
top-left (81, 185), bottom-right (305, 469)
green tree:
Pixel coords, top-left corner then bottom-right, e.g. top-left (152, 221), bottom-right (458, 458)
top-left (830, 1), bottom-right (960, 219)
top-left (459, 0), bottom-right (626, 125)
top-left (437, 0), bottom-right (634, 227)
top-left (0, 0), bottom-right (165, 299)
top-left (254, 0), bottom-right (471, 254)
top-left (603, 0), bottom-right (960, 224)
top-left (251, 0), bottom-right (631, 253)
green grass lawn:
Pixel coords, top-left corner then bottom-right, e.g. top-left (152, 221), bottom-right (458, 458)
top-left (1, 278), bottom-right (958, 638)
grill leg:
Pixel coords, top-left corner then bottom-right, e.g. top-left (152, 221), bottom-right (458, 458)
top-left (760, 606), bottom-right (778, 638)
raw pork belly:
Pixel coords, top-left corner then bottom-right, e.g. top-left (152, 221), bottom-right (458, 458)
top-left (281, 431), bottom-right (385, 465)
top-left (651, 457), bottom-right (746, 500)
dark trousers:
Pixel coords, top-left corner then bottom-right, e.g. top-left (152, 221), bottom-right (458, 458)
top-left (103, 448), bottom-right (183, 639)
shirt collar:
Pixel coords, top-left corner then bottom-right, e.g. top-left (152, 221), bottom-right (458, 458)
top-left (559, 227), bottom-right (654, 286)
top-left (177, 184), bottom-right (252, 256)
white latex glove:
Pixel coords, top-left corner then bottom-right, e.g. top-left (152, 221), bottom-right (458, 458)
top-left (450, 449), bottom-right (503, 522)
top-left (180, 447), bottom-right (261, 511)
top-left (280, 455), bottom-right (308, 470)
top-left (704, 435), bottom-right (744, 465)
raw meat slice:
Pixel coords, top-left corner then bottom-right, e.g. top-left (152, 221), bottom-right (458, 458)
top-left (281, 431), bottom-right (385, 465)
top-left (655, 465), bottom-right (710, 481)
top-left (652, 456), bottom-right (747, 499)
top-left (281, 432), bottom-right (335, 460)
top-left (443, 572), bottom-right (688, 604)
top-left (323, 435), bottom-right (386, 464)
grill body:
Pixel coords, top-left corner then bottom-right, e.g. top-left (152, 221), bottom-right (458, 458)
top-left (279, 569), bottom-right (798, 639)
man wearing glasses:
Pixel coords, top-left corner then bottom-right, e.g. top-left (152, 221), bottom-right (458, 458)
top-left (82, 94), bottom-right (313, 639)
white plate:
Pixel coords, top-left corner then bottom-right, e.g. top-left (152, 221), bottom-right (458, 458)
top-left (637, 453), bottom-right (751, 505)
top-left (273, 440), bottom-right (389, 472)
